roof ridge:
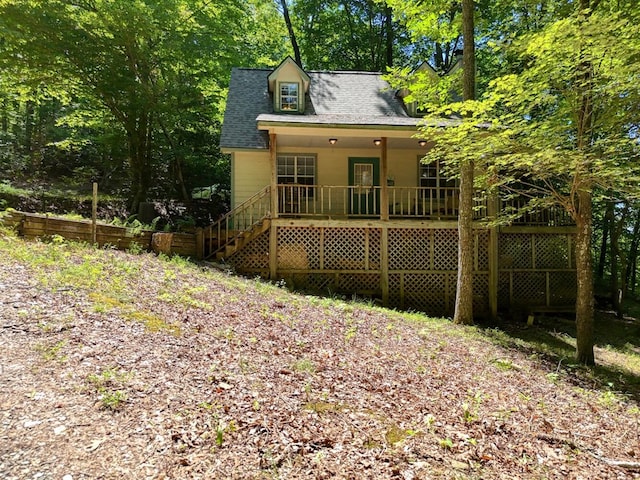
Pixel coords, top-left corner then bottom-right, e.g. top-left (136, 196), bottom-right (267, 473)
top-left (308, 70), bottom-right (383, 75)
top-left (233, 66), bottom-right (384, 76)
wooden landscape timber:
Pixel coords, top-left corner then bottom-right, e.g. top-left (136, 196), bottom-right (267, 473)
top-left (1, 210), bottom-right (199, 258)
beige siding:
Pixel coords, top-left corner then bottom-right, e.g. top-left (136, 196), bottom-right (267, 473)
top-left (231, 146), bottom-right (429, 214)
top-left (232, 151), bottom-right (271, 209)
top-left (277, 145), bottom-right (424, 187)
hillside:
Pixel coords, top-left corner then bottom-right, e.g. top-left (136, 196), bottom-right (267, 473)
top-left (0, 230), bottom-right (639, 479)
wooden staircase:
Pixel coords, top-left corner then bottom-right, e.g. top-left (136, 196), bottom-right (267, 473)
top-left (202, 186), bottom-right (271, 261)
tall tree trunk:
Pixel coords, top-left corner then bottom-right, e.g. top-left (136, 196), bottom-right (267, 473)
top-left (158, 118), bottom-right (190, 204)
top-left (597, 201), bottom-right (613, 279)
top-left (573, 0), bottom-right (596, 365)
top-left (24, 100), bottom-right (34, 165)
top-left (453, 0), bottom-right (475, 325)
top-left (625, 209), bottom-right (640, 293)
top-left (610, 202), bottom-right (629, 318)
top-left (575, 190), bottom-right (595, 365)
top-left (1, 98), bottom-right (7, 135)
top-left (127, 111), bottom-right (153, 214)
top-left (280, 0), bottom-right (302, 67)
top-left (384, 5), bottom-right (393, 69)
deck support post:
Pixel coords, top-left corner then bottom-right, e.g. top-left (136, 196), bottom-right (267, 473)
top-left (381, 226), bottom-right (389, 306)
top-left (269, 224), bottom-right (278, 280)
top-left (488, 193), bottom-right (499, 320)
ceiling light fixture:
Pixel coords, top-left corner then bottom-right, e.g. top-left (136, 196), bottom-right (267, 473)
top-left (373, 139), bottom-right (382, 146)
top-left (329, 138), bottom-right (338, 145)
top-left (418, 140), bottom-right (427, 147)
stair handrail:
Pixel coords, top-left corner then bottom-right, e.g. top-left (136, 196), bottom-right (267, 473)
top-left (202, 186), bottom-right (271, 259)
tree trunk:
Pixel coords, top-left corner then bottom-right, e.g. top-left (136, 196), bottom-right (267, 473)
top-left (1, 98), bottom-right (7, 135)
top-left (575, 190), bottom-right (595, 365)
top-left (24, 100), bottom-right (34, 164)
top-left (625, 209), bottom-right (640, 293)
top-left (127, 112), bottom-right (153, 214)
top-left (573, 0), bottom-right (596, 365)
top-left (597, 201), bottom-right (613, 279)
top-left (453, 0), bottom-right (475, 325)
top-left (280, 0), bottom-right (302, 67)
top-left (610, 202), bottom-right (629, 318)
top-left (384, 5), bottom-right (393, 69)
top-left (454, 158), bottom-right (475, 324)
top-left (158, 118), bottom-right (190, 204)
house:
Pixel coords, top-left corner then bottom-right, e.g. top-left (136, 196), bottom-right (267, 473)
top-left (213, 57), bottom-right (577, 318)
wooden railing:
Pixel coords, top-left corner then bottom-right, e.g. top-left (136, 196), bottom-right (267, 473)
top-left (277, 185), bottom-right (487, 219)
top-left (202, 186), bottom-right (271, 259)
top-left (200, 185), bottom-right (572, 259)
top-left (501, 197), bottom-right (573, 226)
top-left (276, 184), bottom-right (573, 225)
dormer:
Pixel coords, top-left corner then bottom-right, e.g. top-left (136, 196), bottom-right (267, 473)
top-left (267, 57), bottom-right (311, 113)
top-left (398, 62), bottom-right (439, 117)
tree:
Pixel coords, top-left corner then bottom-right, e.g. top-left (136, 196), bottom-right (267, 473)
top-left (386, 0), bottom-right (477, 324)
top-left (472, 1), bottom-right (640, 364)
top-left (452, 0), bottom-right (476, 325)
top-left (0, 0), bottom-right (258, 211)
top-left (279, 0), bottom-right (303, 66)
top-left (288, 0), bottom-right (403, 71)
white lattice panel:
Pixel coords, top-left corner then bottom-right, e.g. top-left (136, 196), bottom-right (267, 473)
top-left (549, 271), bottom-right (577, 306)
top-left (337, 273), bottom-right (381, 294)
top-left (534, 234), bottom-right (572, 269)
top-left (229, 231), bottom-right (269, 272)
top-left (324, 228), bottom-right (367, 270)
top-left (475, 231), bottom-right (489, 271)
top-left (511, 271), bottom-right (547, 305)
top-left (433, 229), bottom-right (458, 271)
top-left (278, 227), bottom-right (321, 270)
top-left (388, 228), bottom-right (432, 270)
top-left (499, 234), bottom-right (532, 269)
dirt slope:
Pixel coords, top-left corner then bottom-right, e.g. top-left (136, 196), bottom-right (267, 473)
top-left (0, 236), bottom-right (638, 479)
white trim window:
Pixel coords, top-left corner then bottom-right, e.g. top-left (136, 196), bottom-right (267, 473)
top-left (419, 158), bottom-right (458, 198)
top-left (277, 155), bottom-right (315, 190)
top-left (279, 82), bottom-right (299, 111)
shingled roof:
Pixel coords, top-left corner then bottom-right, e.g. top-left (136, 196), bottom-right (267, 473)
top-left (220, 67), bottom-right (420, 150)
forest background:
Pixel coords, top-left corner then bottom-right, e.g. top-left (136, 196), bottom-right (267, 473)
top-left (0, 0), bottom-right (639, 319)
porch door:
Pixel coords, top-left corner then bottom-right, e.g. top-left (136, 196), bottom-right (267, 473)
top-left (348, 157), bottom-right (380, 215)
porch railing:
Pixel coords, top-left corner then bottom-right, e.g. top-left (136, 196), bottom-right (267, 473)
top-left (277, 184), bottom-right (486, 219)
top-left (500, 197), bottom-right (573, 226)
top-left (202, 186), bottom-right (271, 258)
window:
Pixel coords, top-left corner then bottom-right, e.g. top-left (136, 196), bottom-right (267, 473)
top-left (277, 154), bottom-right (315, 189)
top-left (419, 158), bottom-right (458, 197)
top-left (279, 82), bottom-right (299, 111)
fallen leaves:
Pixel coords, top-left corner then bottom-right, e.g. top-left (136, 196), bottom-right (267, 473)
top-left (0, 242), bottom-right (638, 479)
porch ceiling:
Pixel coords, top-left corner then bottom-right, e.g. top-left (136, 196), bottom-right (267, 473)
top-left (274, 134), bottom-right (428, 150)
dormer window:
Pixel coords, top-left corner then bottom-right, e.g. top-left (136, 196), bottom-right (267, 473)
top-left (268, 57), bottom-right (309, 113)
top-left (279, 82), bottom-right (299, 111)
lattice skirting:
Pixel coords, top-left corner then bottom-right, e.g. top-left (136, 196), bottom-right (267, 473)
top-left (230, 225), bottom-right (575, 316)
top-left (498, 232), bottom-right (576, 310)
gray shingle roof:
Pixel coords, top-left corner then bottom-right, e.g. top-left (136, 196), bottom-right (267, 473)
top-left (220, 68), bottom-right (419, 150)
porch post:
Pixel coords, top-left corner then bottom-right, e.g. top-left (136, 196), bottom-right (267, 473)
top-left (269, 133), bottom-right (278, 280)
top-left (269, 133), bottom-right (278, 219)
top-left (380, 137), bottom-right (389, 306)
top-left (380, 137), bottom-right (389, 221)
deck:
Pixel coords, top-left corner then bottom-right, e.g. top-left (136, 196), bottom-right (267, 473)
top-left (200, 185), bottom-right (576, 318)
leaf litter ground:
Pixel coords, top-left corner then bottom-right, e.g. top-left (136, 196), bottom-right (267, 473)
top-left (0, 237), bottom-right (639, 479)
